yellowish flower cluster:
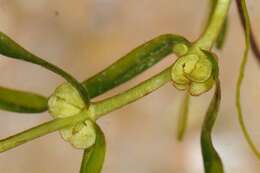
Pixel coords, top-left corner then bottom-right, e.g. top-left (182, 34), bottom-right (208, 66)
top-left (171, 50), bottom-right (218, 96)
top-left (48, 83), bottom-right (96, 149)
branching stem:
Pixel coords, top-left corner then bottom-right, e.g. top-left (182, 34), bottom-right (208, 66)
top-left (0, 0), bottom-right (232, 153)
top-left (0, 67), bottom-right (171, 152)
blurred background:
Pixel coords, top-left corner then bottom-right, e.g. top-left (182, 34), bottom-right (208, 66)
top-left (0, 0), bottom-right (260, 172)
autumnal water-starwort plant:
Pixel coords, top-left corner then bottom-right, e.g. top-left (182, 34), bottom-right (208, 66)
top-left (0, 0), bottom-right (259, 172)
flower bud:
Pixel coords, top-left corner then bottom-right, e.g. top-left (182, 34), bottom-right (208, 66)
top-left (48, 83), bottom-right (85, 118)
top-left (48, 83), bottom-right (96, 149)
top-left (171, 50), bottom-right (218, 96)
top-left (60, 120), bottom-right (96, 149)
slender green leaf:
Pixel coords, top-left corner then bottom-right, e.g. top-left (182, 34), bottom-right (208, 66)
top-left (82, 34), bottom-right (191, 98)
top-left (80, 124), bottom-right (106, 173)
top-left (177, 92), bottom-right (190, 141)
top-left (0, 32), bottom-right (190, 111)
top-left (0, 31), bottom-right (89, 103)
top-left (201, 81), bottom-right (224, 173)
top-left (235, 0), bottom-right (260, 159)
top-left (0, 86), bottom-right (47, 113)
top-left (0, 33), bottom-right (190, 111)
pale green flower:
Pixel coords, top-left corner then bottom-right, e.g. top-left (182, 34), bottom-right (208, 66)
top-left (48, 83), bottom-right (96, 149)
top-left (48, 83), bottom-right (85, 118)
top-left (60, 120), bottom-right (96, 149)
top-left (171, 50), bottom-right (218, 96)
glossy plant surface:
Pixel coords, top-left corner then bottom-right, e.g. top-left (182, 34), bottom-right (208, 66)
top-left (0, 0), bottom-right (260, 173)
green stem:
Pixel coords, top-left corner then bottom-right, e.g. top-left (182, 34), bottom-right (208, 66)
top-left (0, 110), bottom-right (90, 152)
top-left (0, 67), bottom-right (171, 153)
top-left (236, 0), bottom-right (260, 159)
top-left (82, 34), bottom-right (190, 98)
top-left (177, 92), bottom-right (190, 141)
top-left (195, 0), bottom-right (231, 50)
top-left (93, 67), bottom-right (171, 118)
top-left (0, 0), bottom-right (233, 154)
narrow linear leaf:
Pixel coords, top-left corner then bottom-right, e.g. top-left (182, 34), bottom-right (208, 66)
top-left (0, 86), bottom-right (47, 113)
top-left (0, 31), bottom-right (89, 103)
top-left (80, 124), bottom-right (106, 173)
top-left (0, 32), bottom-right (190, 108)
top-left (177, 92), bottom-right (190, 141)
top-left (83, 34), bottom-right (191, 98)
top-left (201, 81), bottom-right (224, 173)
top-left (0, 34), bottom-right (189, 114)
top-left (235, 0), bottom-right (260, 159)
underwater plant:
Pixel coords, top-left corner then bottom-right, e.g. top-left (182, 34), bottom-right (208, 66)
top-left (0, 0), bottom-right (259, 172)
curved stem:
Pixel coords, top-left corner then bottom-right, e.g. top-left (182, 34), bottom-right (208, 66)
top-left (201, 80), bottom-right (224, 173)
top-left (0, 67), bottom-right (171, 153)
top-left (0, 32), bottom-right (89, 105)
top-left (195, 0), bottom-right (231, 50)
top-left (0, 0), bottom-right (234, 154)
top-left (82, 34), bottom-right (190, 98)
top-left (236, 0), bottom-right (260, 159)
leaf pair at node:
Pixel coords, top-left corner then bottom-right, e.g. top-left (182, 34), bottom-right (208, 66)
top-left (0, 31), bottom-right (191, 173)
top-left (48, 83), bottom-right (96, 149)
